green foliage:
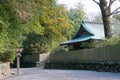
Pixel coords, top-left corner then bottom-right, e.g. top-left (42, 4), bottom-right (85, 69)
top-left (0, 0), bottom-right (44, 62)
top-left (0, 1), bottom-right (22, 62)
top-left (22, 0), bottom-right (73, 55)
top-left (23, 33), bottom-right (50, 55)
top-left (80, 42), bottom-right (92, 48)
top-left (101, 37), bottom-right (120, 47)
top-left (0, 0), bottom-right (75, 62)
top-left (68, 7), bottom-right (85, 37)
top-left (81, 37), bottom-right (120, 49)
top-left (80, 40), bottom-right (99, 49)
top-left (82, 37), bottom-right (120, 48)
top-left (113, 14), bottom-right (120, 22)
top-left (52, 46), bottom-right (68, 53)
top-left (0, 51), bottom-right (15, 62)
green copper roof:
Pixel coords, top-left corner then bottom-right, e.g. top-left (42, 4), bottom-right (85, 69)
top-left (60, 21), bottom-right (105, 45)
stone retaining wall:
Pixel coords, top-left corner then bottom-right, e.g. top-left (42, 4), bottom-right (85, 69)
top-left (0, 62), bottom-right (11, 79)
top-left (44, 62), bottom-right (120, 72)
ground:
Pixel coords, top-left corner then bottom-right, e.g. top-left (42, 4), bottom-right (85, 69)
top-left (3, 68), bottom-right (120, 80)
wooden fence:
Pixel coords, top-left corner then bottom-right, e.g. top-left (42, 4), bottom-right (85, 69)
top-left (47, 44), bottom-right (120, 63)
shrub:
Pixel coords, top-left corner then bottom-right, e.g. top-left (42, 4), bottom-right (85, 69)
top-left (100, 37), bottom-right (120, 47)
top-left (0, 51), bottom-right (15, 63)
top-left (80, 37), bottom-right (120, 49)
top-left (52, 46), bottom-right (68, 53)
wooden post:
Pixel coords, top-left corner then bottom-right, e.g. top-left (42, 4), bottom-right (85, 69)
top-left (16, 48), bottom-right (23, 74)
top-left (17, 55), bottom-right (20, 74)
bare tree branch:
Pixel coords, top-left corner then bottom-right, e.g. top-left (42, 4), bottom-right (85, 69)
top-left (112, 7), bottom-right (120, 13)
top-left (93, 0), bottom-right (100, 5)
top-left (108, 0), bottom-right (116, 9)
top-left (108, 11), bottom-right (120, 16)
top-left (107, 7), bottom-right (120, 16)
top-left (113, 11), bottom-right (120, 14)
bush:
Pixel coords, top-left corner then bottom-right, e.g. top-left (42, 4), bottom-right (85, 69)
top-left (52, 46), bottom-right (68, 53)
top-left (0, 51), bottom-right (15, 63)
top-left (101, 37), bottom-right (120, 47)
top-left (80, 37), bottom-right (120, 48)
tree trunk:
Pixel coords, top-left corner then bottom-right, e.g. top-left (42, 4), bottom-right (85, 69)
top-left (102, 15), bottom-right (112, 38)
top-left (99, 0), bottom-right (112, 38)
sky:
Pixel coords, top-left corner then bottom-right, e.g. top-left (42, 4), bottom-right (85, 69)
top-left (57, 0), bottom-right (100, 14)
top-left (57, 0), bottom-right (120, 14)
top-left (57, 0), bottom-right (120, 21)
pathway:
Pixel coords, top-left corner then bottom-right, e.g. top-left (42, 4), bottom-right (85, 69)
top-left (2, 68), bottom-right (120, 80)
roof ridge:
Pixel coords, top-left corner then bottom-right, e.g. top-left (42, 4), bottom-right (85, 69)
top-left (82, 21), bottom-right (95, 35)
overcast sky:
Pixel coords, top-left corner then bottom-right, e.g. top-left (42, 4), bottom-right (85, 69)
top-left (57, 0), bottom-right (100, 13)
top-left (57, 0), bottom-right (120, 14)
top-left (57, 0), bottom-right (120, 21)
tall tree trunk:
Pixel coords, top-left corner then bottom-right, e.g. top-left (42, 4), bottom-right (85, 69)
top-left (102, 15), bottom-right (112, 38)
top-left (99, 0), bottom-right (112, 38)
top-left (93, 0), bottom-right (120, 38)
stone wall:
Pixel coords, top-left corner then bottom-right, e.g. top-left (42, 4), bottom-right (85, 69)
top-left (23, 53), bottom-right (50, 62)
top-left (0, 62), bottom-right (11, 79)
top-left (22, 53), bottom-right (50, 67)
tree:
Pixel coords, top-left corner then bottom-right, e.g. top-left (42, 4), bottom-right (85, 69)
top-left (113, 13), bottom-right (120, 21)
top-left (22, 0), bottom-right (74, 55)
top-left (0, 0), bottom-right (28, 62)
top-left (93, 0), bottom-right (120, 38)
top-left (68, 6), bottom-right (85, 37)
top-left (0, 0), bottom-right (44, 62)
top-left (0, 0), bottom-right (73, 62)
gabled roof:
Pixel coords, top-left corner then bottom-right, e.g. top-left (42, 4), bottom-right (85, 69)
top-left (73, 21), bottom-right (94, 39)
top-left (85, 21), bottom-right (105, 39)
top-left (60, 21), bottom-right (105, 45)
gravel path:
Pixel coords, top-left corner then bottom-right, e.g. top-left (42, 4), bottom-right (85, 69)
top-left (2, 68), bottom-right (120, 80)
